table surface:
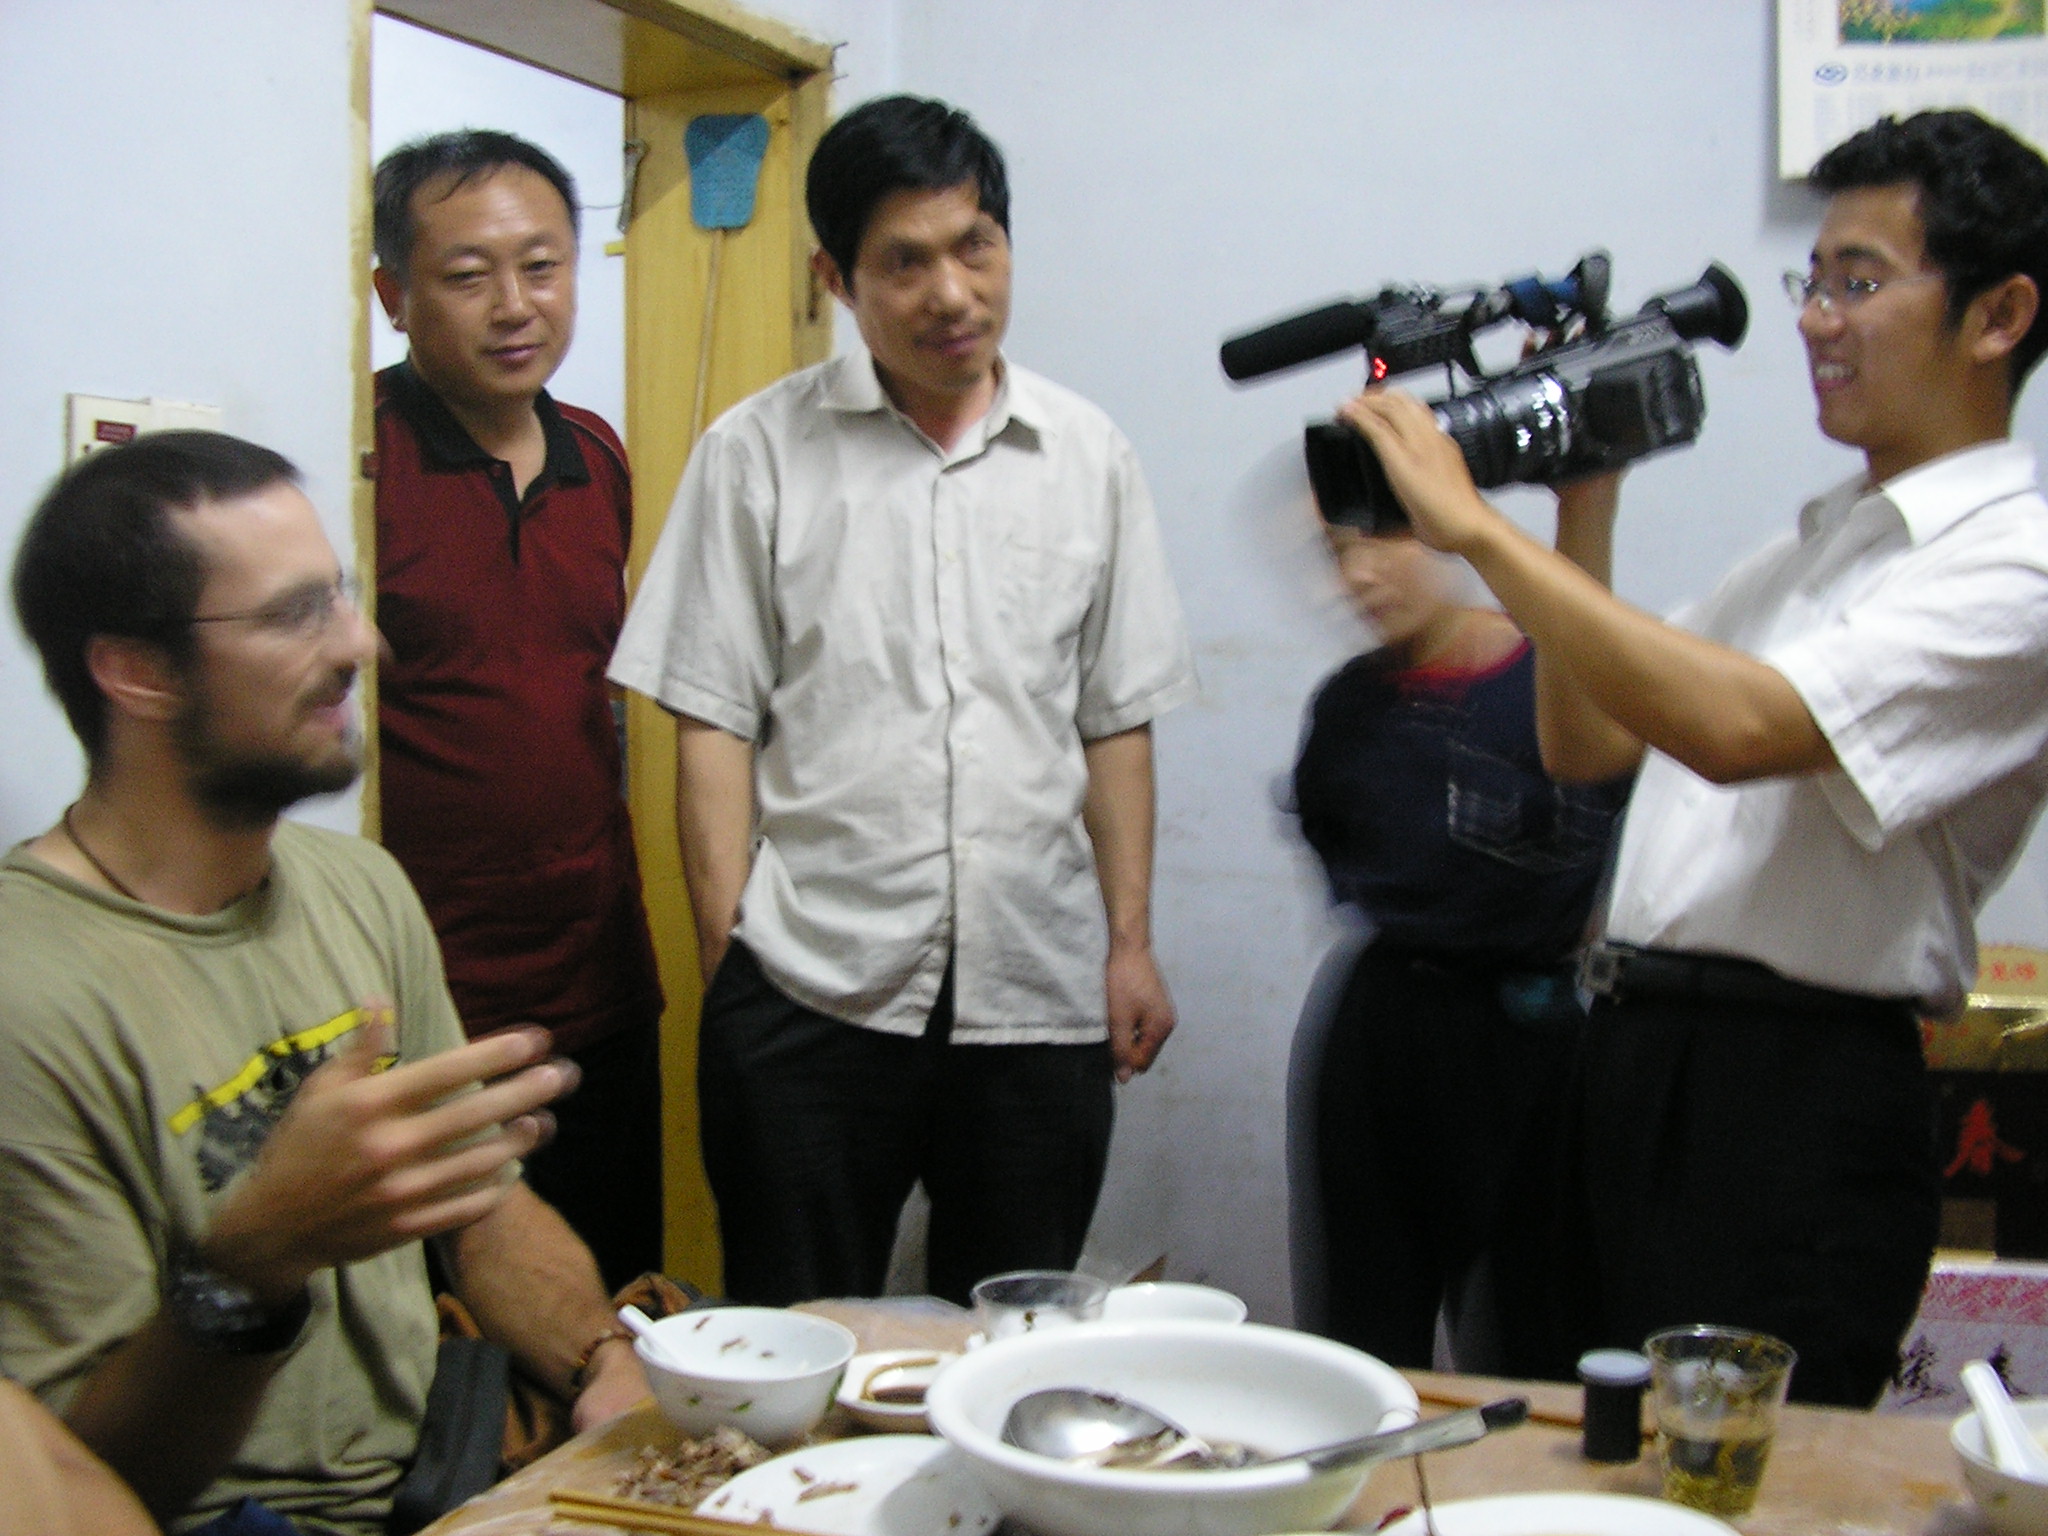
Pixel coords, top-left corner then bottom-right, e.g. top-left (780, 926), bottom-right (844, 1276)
top-left (421, 1304), bottom-right (1994, 1536)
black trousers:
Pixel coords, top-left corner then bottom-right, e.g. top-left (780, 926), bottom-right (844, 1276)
top-left (1313, 942), bottom-right (1581, 1372)
top-left (1558, 991), bottom-right (1940, 1408)
top-left (520, 1019), bottom-right (665, 1292)
top-left (697, 941), bottom-right (1114, 1306)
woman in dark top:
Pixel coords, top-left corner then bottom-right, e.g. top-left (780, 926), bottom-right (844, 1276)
top-left (1291, 520), bottom-right (1628, 1371)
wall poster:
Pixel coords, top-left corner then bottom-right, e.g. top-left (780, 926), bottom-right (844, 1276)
top-left (1778, 0), bottom-right (2048, 178)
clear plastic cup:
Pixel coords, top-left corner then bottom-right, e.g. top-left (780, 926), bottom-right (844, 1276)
top-left (970, 1270), bottom-right (1109, 1342)
top-left (1644, 1325), bottom-right (1797, 1516)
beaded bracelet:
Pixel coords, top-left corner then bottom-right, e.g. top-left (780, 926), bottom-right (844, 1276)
top-left (571, 1325), bottom-right (637, 1393)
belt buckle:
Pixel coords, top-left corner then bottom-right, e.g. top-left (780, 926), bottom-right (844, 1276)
top-left (1579, 944), bottom-right (1626, 1000)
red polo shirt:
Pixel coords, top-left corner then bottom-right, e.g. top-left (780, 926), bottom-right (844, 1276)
top-left (374, 362), bottom-right (662, 1054)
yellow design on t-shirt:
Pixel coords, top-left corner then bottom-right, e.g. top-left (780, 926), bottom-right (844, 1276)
top-left (167, 1007), bottom-right (366, 1135)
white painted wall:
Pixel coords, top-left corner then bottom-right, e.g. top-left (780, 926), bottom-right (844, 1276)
top-left (370, 15), bottom-right (627, 440)
top-left (12, 0), bottom-right (2048, 1328)
top-left (0, 2), bottom-right (361, 839)
top-left (749, 0), bottom-right (2048, 1321)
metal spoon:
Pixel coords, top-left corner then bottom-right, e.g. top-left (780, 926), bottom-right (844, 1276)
top-left (1002, 1386), bottom-right (1528, 1472)
top-left (1002, 1388), bottom-right (1230, 1468)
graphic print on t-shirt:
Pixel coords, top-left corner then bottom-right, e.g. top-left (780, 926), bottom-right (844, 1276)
top-left (169, 1007), bottom-right (372, 1192)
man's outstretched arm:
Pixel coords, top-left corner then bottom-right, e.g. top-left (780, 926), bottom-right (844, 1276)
top-left (0, 1380), bottom-right (158, 1536)
top-left (1340, 390), bottom-right (1834, 785)
top-left (1532, 474), bottom-right (1652, 781)
top-left (438, 1184), bottom-right (649, 1431)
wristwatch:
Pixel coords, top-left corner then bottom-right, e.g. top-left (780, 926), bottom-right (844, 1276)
top-left (163, 1250), bottom-right (312, 1356)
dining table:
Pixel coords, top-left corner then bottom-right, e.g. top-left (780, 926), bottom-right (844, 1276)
top-left (417, 1299), bottom-right (1996, 1536)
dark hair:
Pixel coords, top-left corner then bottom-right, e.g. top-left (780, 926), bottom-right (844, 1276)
top-left (373, 129), bottom-right (579, 278)
top-left (1811, 109), bottom-right (2048, 387)
top-left (805, 95), bottom-right (1010, 285)
top-left (12, 431), bottom-right (300, 761)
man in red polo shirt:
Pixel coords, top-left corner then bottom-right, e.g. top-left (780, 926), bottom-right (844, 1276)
top-left (371, 130), bottom-right (663, 1289)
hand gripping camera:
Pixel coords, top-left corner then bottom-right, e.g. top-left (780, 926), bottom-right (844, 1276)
top-left (1219, 253), bottom-right (1749, 530)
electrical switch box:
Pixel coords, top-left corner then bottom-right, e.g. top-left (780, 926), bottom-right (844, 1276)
top-left (65, 394), bottom-right (225, 466)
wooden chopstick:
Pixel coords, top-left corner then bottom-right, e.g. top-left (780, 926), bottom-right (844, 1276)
top-left (548, 1487), bottom-right (814, 1536)
top-left (1415, 1387), bottom-right (1654, 1442)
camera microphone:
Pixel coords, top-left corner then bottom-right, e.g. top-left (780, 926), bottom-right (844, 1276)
top-left (1220, 300), bottom-right (1383, 382)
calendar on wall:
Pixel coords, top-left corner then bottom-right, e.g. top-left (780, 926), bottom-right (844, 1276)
top-left (1779, 0), bottom-right (2048, 179)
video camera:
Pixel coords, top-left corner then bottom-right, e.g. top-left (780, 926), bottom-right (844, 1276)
top-left (1219, 253), bottom-right (1750, 530)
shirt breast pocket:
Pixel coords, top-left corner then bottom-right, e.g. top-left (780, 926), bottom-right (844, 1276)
top-left (1446, 738), bottom-right (1609, 873)
top-left (997, 540), bottom-right (1099, 697)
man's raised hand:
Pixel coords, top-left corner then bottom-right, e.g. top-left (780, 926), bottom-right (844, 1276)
top-left (1336, 390), bottom-right (1499, 555)
top-left (199, 1006), bottom-right (577, 1303)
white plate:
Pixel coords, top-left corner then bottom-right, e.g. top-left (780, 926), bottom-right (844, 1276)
top-left (1376, 1491), bottom-right (1742, 1535)
top-left (835, 1349), bottom-right (956, 1432)
top-left (696, 1434), bottom-right (1000, 1536)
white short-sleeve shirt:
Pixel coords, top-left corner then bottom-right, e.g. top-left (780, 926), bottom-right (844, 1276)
top-left (1605, 439), bottom-right (2048, 1015)
top-left (609, 351), bottom-right (1198, 1040)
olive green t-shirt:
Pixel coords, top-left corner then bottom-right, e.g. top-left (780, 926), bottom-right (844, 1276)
top-left (0, 823), bottom-right (466, 1536)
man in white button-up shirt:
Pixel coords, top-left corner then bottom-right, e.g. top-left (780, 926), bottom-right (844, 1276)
top-left (610, 96), bottom-right (1196, 1305)
top-left (1344, 110), bottom-right (2048, 1405)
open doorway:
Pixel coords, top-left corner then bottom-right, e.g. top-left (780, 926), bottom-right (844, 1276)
top-left (371, 15), bottom-right (627, 443)
top-left (357, 0), bottom-right (833, 1293)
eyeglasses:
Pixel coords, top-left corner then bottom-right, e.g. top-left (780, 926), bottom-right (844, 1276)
top-left (188, 574), bottom-right (361, 638)
top-left (1782, 269), bottom-right (1946, 313)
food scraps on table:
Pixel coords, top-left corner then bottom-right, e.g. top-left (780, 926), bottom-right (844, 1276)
top-left (612, 1426), bottom-right (773, 1506)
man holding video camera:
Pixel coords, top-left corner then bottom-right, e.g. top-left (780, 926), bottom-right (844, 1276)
top-left (1344, 109), bottom-right (2048, 1406)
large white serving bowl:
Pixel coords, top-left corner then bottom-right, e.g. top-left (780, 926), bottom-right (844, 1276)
top-left (925, 1320), bottom-right (1418, 1536)
top-left (635, 1306), bottom-right (857, 1447)
top-left (1952, 1396), bottom-right (2048, 1536)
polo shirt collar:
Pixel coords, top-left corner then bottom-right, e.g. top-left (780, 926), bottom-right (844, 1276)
top-left (1801, 438), bottom-right (2036, 546)
top-left (383, 358), bottom-right (589, 494)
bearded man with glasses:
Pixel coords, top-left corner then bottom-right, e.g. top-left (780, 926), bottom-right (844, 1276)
top-left (0, 432), bottom-right (645, 1534)
top-left (1343, 109), bottom-right (2048, 1406)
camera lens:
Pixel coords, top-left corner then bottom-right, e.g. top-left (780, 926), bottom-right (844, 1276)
top-left (1435, 373), bottom-right (1574, 488)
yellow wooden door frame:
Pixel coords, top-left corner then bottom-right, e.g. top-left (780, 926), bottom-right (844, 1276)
top-left (353, 0), bottom-right (833, 1292)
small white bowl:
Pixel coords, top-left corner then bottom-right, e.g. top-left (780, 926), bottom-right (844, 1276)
top-left (835, 1348), bottom-right (957, 1432)
top-left (635, 1306), bottom-right (857, 1447)
top-left (927, 1319), bottom-right (1417, 1536)
top-left (1101, 1281), bottom-right (1248, 1326)
top-left (1953, 1395), bottom-right (2048, 1536)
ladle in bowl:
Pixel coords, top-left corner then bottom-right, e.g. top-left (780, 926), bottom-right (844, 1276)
top-left (1001, 1386), bottom-right (1528, 1472)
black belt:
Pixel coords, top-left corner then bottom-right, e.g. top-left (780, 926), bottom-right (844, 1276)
top-left (1374, 940), bottom-right (1569, 982)
top-left (1579, 942), bottom-right (1914, 1020)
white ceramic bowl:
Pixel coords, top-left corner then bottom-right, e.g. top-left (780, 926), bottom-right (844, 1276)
top-left (1952, 1396), bottom-right (2048, 1536)
top-left (1102, 1281), bottom-right (1249, 1326)
top-left (635, 1306), bottom-right (857, 1447)
top-left (926, 1320), bottom-right (1418, 1536)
